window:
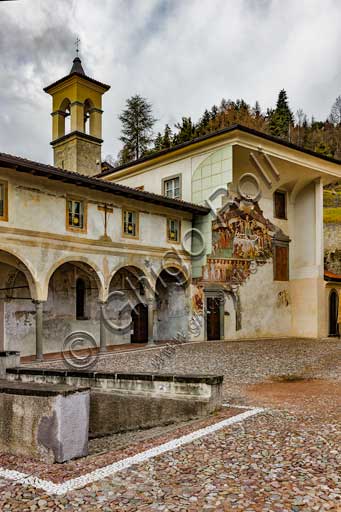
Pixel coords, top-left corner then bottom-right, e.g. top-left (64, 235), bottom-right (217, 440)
top-left (167, 218), bottom-right (180, 243)
top-left (163, 175), bottom-right (181, 199)
top-left (67, 198), bottom-right (86, 231)
top-left (76, 278), bottom-right (86, 319)
top-left (274, 245), bottom-right (289, 281)
top-left (0, 181), bottom-right (8, 221)
top-left (123, 210), bottom-right (138, 238)
top-left (274, 191), bottom-right (286, 219)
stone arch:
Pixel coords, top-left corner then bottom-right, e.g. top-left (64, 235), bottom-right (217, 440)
top-left (107, 265), bottom-right (151, 344)
top-left (107, 262), bottom-right (154, 296)
top-left (43, 256), bottom-right (105, 302)
top-left (0, 246), bottom-right (39, 300)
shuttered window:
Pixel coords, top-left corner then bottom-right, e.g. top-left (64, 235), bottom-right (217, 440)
top-left (274, 245), bottom-right (289, 281)
top-left (274, 191), bottom-right (286, 219)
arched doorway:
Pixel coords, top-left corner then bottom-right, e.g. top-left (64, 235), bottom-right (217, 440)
top-left (155, 266), bottom-right (189, 341)
top-left (108, 266), bottom-right (149, 344)
top-left (329, 289), bottom-right (339, 337)
top-left (131, 303), bottom-right (148, 343)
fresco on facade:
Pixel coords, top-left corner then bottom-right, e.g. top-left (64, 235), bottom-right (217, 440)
top-left (201, 202), bottom-right (275, 285)
top-left (192, 285), bottom-right (204, 313)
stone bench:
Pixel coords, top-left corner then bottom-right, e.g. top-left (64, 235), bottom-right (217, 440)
top-left (7, 368), bottom-right (223, 436)
top-left (0, 380), bottom-right (89, 463)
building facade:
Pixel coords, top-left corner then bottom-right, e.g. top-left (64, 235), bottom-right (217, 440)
top-left (100, 126), bottom-right (341, 341)
top-left (0, 57), bottom-right (340, 360)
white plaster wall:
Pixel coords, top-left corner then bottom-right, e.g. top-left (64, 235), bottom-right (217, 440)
top-left (226, 262), bottom-right (292, 339)
top-left (1, 168), bottom-right (192, 251)
top-left (113, 144), bottom-right (233, 204)
top-left (292, 183), bottom-right (316, 278)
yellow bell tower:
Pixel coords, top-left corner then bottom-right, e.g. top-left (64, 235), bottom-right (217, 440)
top-left (44, 55), bottom-right (110, 176)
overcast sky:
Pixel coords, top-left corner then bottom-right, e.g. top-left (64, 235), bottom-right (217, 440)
top-left (0, 0), bottom-right (340, 164)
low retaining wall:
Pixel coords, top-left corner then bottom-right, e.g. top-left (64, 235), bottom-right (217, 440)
top-left (7, 368), bottom-right (223, 436)
top-left (0, 381), bottom-right (89, 463)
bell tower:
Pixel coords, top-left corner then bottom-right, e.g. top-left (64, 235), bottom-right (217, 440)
top-left (44, 54), bottom-right (110, 176)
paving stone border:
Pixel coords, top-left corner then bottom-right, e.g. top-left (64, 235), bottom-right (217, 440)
top-left (0, 406), bottom-right (264, 496)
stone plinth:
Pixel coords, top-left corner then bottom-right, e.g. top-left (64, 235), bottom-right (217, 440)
top-left (0, 381), bottom-right (90, 463)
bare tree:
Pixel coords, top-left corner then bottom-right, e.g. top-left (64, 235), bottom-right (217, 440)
top-left (330, 96), bottom-right (341, 126)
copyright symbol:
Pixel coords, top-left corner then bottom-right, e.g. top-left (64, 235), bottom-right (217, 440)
top-left (62, 331), bottom-right (98, 370)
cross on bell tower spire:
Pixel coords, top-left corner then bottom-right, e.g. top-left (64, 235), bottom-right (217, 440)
top-left (75, 37), bottom-right (80, 56)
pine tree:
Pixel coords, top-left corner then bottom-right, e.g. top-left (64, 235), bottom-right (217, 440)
top-left (196, 109), bottom-right (211, 136)
top-left (173, 117), bottom-right (196, 145)
top-left (269, 89), bottom-right (294, 140)
top-left (154, 132), bottom-right (163, 151)
top-left (162, 124), bottom-right (172, 148)
top-left (118, 94), bottom-right (156, 162)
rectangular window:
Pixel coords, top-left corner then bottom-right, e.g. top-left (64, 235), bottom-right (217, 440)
top-left (67, 198), bottom-right (85, 230)
top-left (274, 191), bottom-right (286, 219)
top-left (123, 210), bottom-right (138, 238)
top-left (167, 218), bottom-right (180, 243)
top-left (0, 181), bottom-right (8, 221)
top-left (274, 245), bottom-right (289, 281)
top-left (163, 176), bottom-right (181, 199)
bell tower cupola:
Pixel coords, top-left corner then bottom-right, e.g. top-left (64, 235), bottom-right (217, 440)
top-left (44, 52), bottom-right (110, 176)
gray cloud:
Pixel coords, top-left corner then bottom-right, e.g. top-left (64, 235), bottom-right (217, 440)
top-left (0, 0), bottom-right (340, 164)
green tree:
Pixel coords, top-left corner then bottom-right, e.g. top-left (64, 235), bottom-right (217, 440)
top-left (118, 94), bottom-right (156, 162)
top-left (173, 117), bottom-right (196, 145)
top-left (269, 89), bottom-right (294, 140)
top-left (154, 132), bottom-right (163, 151)
top-left (162, 124), bottom-right (173, 148)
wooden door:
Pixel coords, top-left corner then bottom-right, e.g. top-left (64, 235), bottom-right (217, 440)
top-left (131, 303), bottom-right (148, 343)
top-left (207, 297), bottom-right (221, 341)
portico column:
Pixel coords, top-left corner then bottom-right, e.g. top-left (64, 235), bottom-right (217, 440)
top-left (33, 300), bottom-right (44, 361)
top-left (147, 296), bottom-right (155, 345)
top-left (99, 301), bottom-right (107, 353)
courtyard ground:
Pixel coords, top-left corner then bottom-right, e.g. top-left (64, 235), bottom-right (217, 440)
top-left (0, 337), bottom-right (340, 511)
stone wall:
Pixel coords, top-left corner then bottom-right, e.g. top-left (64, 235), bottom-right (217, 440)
top-left (0, 382), bottom-right (89, 463)
top-left (7, 368), bottom-right (223, 436)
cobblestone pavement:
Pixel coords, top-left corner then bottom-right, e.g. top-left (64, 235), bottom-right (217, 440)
top-left (1, 338), bottom-right (341, 511)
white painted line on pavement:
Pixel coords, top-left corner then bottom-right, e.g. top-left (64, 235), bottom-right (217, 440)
top-left (0, 406), bottom-right (265, 495)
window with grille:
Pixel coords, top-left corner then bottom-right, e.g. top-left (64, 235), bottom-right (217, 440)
top-left (163, 176), bottom-right (181, 199)
top-left (67, 199), bottom-right (85, 229)
top-left (167, 218), bottom-right (180, 242)
top-left (123, 210), bottom-right (138, 237)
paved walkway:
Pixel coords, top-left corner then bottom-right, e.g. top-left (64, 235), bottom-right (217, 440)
top-left (1, 338), bottom-right (340, 511)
